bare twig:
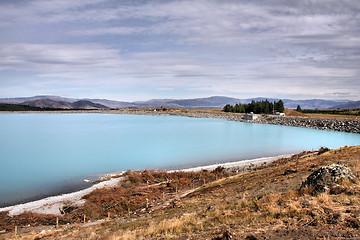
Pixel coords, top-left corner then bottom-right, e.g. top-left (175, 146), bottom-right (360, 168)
top-left (298, 218), bottom-right (315, 229)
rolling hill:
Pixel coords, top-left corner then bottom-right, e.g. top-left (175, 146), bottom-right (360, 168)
top-left (19, 99), bottom-right (109, 110)
top-left (0, 95), bottom-right (355, 110)
top-left (331, 100), bottom-right (360, 109)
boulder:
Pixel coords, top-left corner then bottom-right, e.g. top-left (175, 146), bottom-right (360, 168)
top-left (301, 164), bottom-right (357, 192)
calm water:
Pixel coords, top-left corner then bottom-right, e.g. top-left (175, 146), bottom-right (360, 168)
top-left (1, 113), bottom-right (360, 207)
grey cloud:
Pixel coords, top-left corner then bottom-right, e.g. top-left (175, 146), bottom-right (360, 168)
top-left (71, 27), bottom-right (146, 36)
top-left (0, 0), bottom-right (359, 100)
top-left (0, 43), bottom-right (124, 72)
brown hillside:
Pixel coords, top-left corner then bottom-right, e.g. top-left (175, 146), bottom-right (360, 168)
top-left (284, 108), bottom-right (307, 117)
top-left (1, 146), bottom-right (360, 239)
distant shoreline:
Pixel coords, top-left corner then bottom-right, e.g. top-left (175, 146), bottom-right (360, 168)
top-left (1, 109), bottom-right (359, 133)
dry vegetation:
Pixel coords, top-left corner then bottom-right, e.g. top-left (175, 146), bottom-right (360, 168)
top-left (305, 113), bottom-right (360, 120)
top-left (1, 146), bottom-right (360, 239)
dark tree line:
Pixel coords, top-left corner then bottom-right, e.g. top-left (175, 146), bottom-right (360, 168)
top-left (0, 103), bottom-right (66, 111)
top-left (223, 100), bottom-right (284, 114)
top-left (0, 103), bottom-right (44, 111)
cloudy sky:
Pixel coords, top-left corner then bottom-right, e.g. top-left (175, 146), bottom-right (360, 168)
top-left (0, 0), bottom-right (359, 101)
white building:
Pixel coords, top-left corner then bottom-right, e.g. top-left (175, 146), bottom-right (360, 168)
top-left (244, 113), bottom-right (259, 120)
top-left (274, 112), bottom-right (285, 116)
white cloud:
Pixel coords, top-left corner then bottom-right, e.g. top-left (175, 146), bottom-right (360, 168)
top-left (0, 43), bottom-right (124, 72)
top-left (71, 27), bottom-right (146, 36)
top-left (0, 0), bottom-right (359, 100)
top-left (157, 87), bottom-right (174, 91)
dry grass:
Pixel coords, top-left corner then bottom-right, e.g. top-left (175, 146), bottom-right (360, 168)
top-left (2, 146), bottom-right (360, 240)
top-left (316, 191), bottom-right (332, 204)
top-left (109, 212), bottom-right (201, 240)
top-left (306, 113), bottom-right (360, 120)
top-left (107, 146), bottom-right (360, 239)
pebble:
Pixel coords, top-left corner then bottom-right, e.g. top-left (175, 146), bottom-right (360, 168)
top-left (116, 110), bottom-right (360, 134)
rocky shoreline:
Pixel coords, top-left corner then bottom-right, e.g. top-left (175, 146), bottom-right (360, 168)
top-left (2, 109), bottom-right (360, 133)
top-left (116, 110), bottom-right (360, 134)
top-left (254, 115), bottom-right (360, 133)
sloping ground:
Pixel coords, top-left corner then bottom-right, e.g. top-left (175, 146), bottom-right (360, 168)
top-left (20, 99), bottom-right (109, 110)
top-left (21, 99), bottom-right (73, 109)
top-left (306, 113), bottom-right (360, 120)
top-left (284, 108), bottom-right (307, 117)
top-left (1, 146), bottom-right (360, 240)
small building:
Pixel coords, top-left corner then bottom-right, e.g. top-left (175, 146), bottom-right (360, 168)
top-left (244, 113), bottom-right (259, 120)
top-left (274, 112), bottom-right (285, 116)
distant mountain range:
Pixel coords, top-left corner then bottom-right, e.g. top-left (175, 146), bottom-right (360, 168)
top-left (0, 97), bottom-right (109, 110)
top-left (0, 95), bottom-right (358, 110)
top-left (330, 100), bottom-right (360, 110)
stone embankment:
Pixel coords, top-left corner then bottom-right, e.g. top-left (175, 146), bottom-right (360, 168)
top-left (117, 110), bottom-right (360, 134)
top-left (254, 115), bottom-right (360, 133)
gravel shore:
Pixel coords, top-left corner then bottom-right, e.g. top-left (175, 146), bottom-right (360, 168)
top-left (115, 110), bottom-right (360, 134)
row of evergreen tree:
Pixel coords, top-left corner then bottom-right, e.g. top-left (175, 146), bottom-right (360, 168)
top-left (223, 100), bottom-right (284, 114)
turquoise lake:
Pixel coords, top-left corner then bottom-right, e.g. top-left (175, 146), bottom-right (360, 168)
top-left (1, 113), bottom-right (360, 207)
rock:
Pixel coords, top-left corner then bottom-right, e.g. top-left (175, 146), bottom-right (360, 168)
top-left (301, 199), bottom-right (311, 207)
top-left (117, 110), bottom-right (360, 133)
top-left (212, 230), bottom-right (233, 240)
top-left (329, 185), bottom-right (347, 195)
top-left (283, 169), bottom-right (298, 175)
top-left (207, 205), bottom-right (215, 211)
top-left (59, 205), bottom-right (78, 215)
top-left (245, 235), bottom-right (258, 240)
top-left (301, 164), bottom-right (357, 192)
top-left (318, 147), bottom-right (330, 155)
top-left (323, 207), bottom-right (342, 224)
top-left (345, 217), bottom-right (360, 229)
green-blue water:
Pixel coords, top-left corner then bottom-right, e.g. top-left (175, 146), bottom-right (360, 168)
top-left (1, 113), bottom-right (360, 207)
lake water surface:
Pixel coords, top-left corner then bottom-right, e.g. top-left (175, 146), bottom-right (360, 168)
top-left (1, 113), bottom-right (360, 207)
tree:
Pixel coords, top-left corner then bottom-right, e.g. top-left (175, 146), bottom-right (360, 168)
top-left (223, 99), bottom-right (284, 114)
top-left (247, 100), bottom-right (255, 113)
top-left (296, 105), bottom-right (302, 112)
top-left (223, 104), bottom-right (233, 112)
top-left (239, 104), bottom-right (245, 113)
top-left (254, 103), bottom-right (262, 114)
top-left (277, 100), bottom-right (284, 112)
top-left (263, 100), bottom-right (271, 114)
top-left (234, 104), bottom-right (241, 113)
top-left (275, 100), bottom-right (284, 113)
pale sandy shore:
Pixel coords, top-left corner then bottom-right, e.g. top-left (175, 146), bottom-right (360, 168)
top-left (169, 154), bottom-right (292, 173)
top-left (0, 154), bottom-right (292, 216)
top-left (0, 178), bottom-right (122, 216)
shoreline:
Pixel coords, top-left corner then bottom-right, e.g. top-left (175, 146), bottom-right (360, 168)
top-left (0, 154), bottom-right (292, 216)
top-left (112, 109), bottom-right (360, 133)
top-left (1, 109), bottom-right (359, 133)
top-left (0, 110), bottom-right (358, 216)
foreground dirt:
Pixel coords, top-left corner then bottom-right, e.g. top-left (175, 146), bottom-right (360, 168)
top-left (1, 146), bottom-right (360, 240)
